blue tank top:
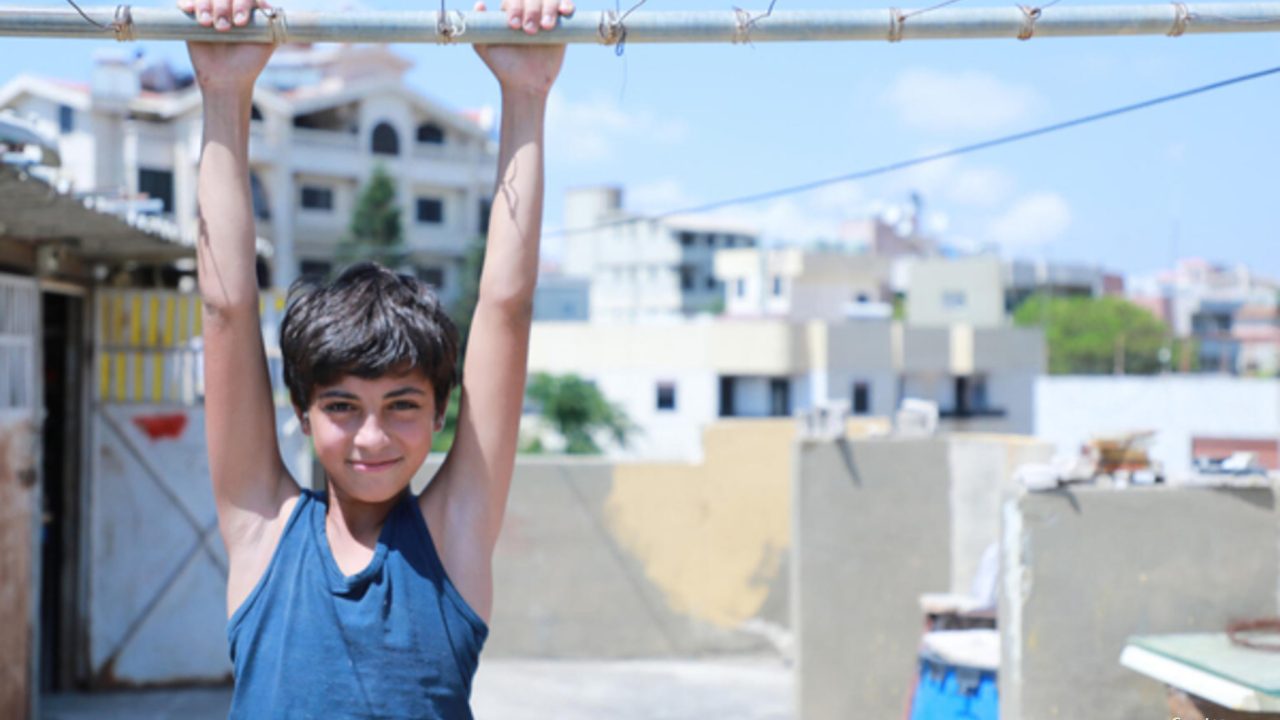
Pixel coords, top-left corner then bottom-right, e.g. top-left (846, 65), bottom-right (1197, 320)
top-left (226, 489), bottom-right (488, 719)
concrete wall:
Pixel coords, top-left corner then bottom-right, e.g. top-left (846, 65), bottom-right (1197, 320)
top-left (907, 255), bottom-right (1005, 329)
top-left (417, 420), bottom-right (801, 658)
top-left (792, 435), bottom-right (1053, 720)
top-left (1035, 376), bottom-right (1280, 478)
top-left (1001, 485), bottom-right (1279, 719)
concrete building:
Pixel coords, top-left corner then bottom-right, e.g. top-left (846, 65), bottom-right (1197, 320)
top-left (907, 255), bottom-right (1125, 329)
top-left (560, 186), bottom-right (759, 321)
top-left (712, 248), bottom-right (892, 322)
top-left (1035, 375), bottom-right (1280, 478)
top-left (532, 272), bottom-right (590, 322)
top-left (1129, 258), bottom-right (1280, 373)
top-left (527, 318), bottom-right (1044, 459)
top-left (0, 44), bottom-right (497, 298)
top-left (906, 255), bottom-right (1007, 328)
top-left (1234, 304), bottom-right (1280, 376)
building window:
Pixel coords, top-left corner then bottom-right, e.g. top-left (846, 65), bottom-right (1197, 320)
top-left (736, 279), bottom-right (747, 298)
top-left (478, 197), bottom-right (491, 234)
top-left (656, 382), bottom-right (676, 411)
top-left (300, 186), bottom-right (333, 210)
top-left (705, 234), bottom-right (717, 247)
top-left (769, 378), bottom-right (790, 417)
top-left (719, 376), bottom-right (736, 417)
top-left (300, 260), bottom-right (332, 280)
top-left (138, 168), bottom-right (174, 214)
top-left (724, 236), bottom-right (737, 249)
top-left (679, 231), bottom-right (696, 247)
top-left (416, 122), bottom-right (445, 144)
top-left (371, 122), bottom-right (400, 155)
top-left (58, 105), bottom-right (74, 133)
top-left (772, 275), bottom-right (784, 297)
top-left (943, 290), bottom-right (967, 309)
top-left (417, 266), bottom-right (445, 289)
top-left (705, 276), bottom-right (718, 290)
top-left (855, 292), bottom-right (870, 303)
top-left (952, 375), bottom-right (991, 417)
top-left (852, 381), bottom-right (871, 415)
top-left (250, 104), bottom-right (263, 121)
top-left (249, 170), bottom-right (270, 220)
top-left (680, 265), bottom-right (695, 291)
top-left (416, 197), bottom-right (445, 224)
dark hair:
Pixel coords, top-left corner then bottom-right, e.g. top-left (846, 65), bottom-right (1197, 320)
top-left (280, 262), bottom-right (459, 414)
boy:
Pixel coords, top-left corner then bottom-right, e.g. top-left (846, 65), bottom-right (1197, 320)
top-left (180, 0), bottom-right (571, 715)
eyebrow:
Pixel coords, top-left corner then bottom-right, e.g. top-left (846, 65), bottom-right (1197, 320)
top-left (316, 387), bottom-right (427, 400)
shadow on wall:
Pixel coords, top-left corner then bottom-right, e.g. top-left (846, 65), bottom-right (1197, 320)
top-left (415, 417), bottom-right (887, 659)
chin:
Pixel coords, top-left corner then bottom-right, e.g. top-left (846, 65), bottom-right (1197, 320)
top-left (327, 470), bottom-right (415, 505)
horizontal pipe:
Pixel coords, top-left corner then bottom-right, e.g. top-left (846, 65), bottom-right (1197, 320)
top-left (0, 4), bottom-right (1278, 44)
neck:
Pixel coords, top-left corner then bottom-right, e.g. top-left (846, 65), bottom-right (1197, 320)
top-left (324, 481), bottom-right (403, 548)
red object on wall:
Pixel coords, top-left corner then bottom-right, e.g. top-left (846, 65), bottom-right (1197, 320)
top-left (133, 413), bottom-right (188, 441)
top-left (1192, 436), bottom-right (1280, 471)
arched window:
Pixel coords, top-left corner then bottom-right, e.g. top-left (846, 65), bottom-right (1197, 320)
top-left (371, 122), bottom-right (400, 155)
top-left (416, 122), bottom-right (445, 144)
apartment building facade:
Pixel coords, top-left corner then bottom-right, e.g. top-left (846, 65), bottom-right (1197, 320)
top-left (560, 186), bottom-right (760, 321)
top-left (527, 318), bottom-right (1044, 459)
top-left (0, 44), bottom-right (497, 302)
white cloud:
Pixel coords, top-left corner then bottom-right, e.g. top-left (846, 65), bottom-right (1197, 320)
top-left (985, 192), bottom-right (1071, 249)
top-left (884, 69), bottom-right (1040, 134)
top-left (546, 91), bottom-right (688, 165)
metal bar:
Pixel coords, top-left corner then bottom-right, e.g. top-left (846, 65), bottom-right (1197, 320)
top-left (0, 4), bottom-right (1278, 44)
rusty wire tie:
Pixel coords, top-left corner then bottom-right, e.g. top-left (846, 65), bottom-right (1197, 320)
top-left (1168, 1), bottom-right (1190, 35)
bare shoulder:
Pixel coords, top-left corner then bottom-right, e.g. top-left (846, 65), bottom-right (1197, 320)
top-left (223, 470), bottom-right (304, 619)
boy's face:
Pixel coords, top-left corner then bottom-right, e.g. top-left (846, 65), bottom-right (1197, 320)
top-left (301, 369), bottom-right (441, 503)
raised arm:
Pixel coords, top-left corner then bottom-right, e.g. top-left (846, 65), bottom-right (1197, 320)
top-left (185, 18), bottom-right (299, 612)
top-left (425, 0), bottom-right (570, 622)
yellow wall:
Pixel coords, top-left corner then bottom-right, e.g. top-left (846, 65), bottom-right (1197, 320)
top-left (603, 416), bottom-right (890, 628)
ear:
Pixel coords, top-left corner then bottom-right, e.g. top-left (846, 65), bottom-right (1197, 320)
top-left (433, 411), bottom-right (445, 433)
top-left (296, 407), bottom-right (311, 436)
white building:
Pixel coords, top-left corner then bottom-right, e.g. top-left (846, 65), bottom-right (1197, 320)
top-left (561, 186), bottom-right (760, 321)
top-left (713, 247), bottom-right (893, 322)
top-left (528, 318), bottom-right (1044, 460)
top-left (1129, 258), bottom-right (1280, 374)
top-left (1035, 376), bottom-right (1280, 478)
top-left (0, 44), bottom-right (497, 300)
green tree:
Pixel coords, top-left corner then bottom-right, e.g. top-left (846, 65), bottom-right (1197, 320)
top-left (1013, 294), bottom-right (1172, 375)
top-left (525, 373), bottom-right (634, 455)
top-left (338, 165), bottom-right (406, 269)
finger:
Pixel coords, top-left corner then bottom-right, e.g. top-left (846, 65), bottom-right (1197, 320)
top-left (559, 0), bottom-right (574, 16)
top-left (255, 0), bottom-right (272, 11)
top-left (193, 0), bottom-right (214, 25)
top-left (539, 0), bottom-right (558, 29)
top-left (231, 0), bottom-right (252, 26)
top-left (473, 0), bottom-right (486, 10)
top-left (505, 0), bottom-right (523, 29)
top-left (521, 0), bottom-right (541, 33)
top-left (175, 0), bottom-right (194, 13)
top-left (211, 0), bottom-right (231, 30)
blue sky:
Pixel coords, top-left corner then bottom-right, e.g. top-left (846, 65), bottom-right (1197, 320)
top-left (4, 0), bottom-right (1278, 278)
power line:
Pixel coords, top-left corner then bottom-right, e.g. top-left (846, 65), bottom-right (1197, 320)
top-left (547, 63), bottom-right (1280, 238)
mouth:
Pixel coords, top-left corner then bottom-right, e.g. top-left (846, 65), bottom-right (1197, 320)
top-left (347, 458), bottom-right (403, 472)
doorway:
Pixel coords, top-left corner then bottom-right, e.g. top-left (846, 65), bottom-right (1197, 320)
top-left (38, 290), bottom-right (85, 692)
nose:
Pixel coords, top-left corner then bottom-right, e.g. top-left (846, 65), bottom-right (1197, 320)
top-left (353, 412), bottom-right (391, 452)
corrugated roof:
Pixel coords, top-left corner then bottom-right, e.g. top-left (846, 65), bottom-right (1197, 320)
top-left (0, 163), bottom-right (189, 261)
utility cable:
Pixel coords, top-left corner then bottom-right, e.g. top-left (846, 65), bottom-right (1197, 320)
top-left (547, 63), bottom-right (1280, 238)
